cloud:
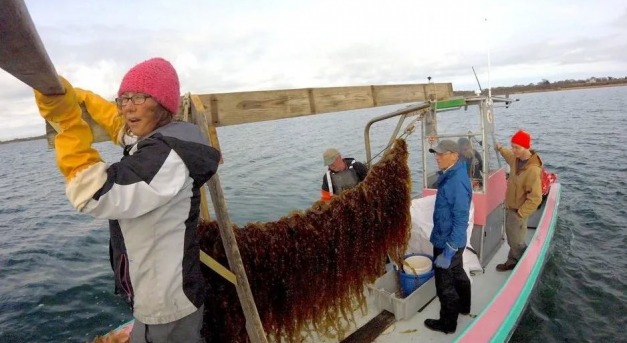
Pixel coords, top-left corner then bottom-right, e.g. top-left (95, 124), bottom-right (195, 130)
top-left (1, 0), bottom-right (627, 140)
top-left (0, 94), bottom-right (45, 141)
top-left (612, 8), bottom-right (627, 28)
top-left (493, 32), bottom-right (627, 65)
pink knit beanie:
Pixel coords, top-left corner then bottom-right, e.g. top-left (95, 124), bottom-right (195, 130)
top-left (118, 57), bottom-right (180, 114)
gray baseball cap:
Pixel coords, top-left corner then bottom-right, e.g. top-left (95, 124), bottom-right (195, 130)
top-left (428, 139), bottom-right (458, 154)
top-left (323, 148), bottom-right (340, 166)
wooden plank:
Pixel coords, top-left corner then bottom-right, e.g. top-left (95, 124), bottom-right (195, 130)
top-left (207, 174), bottom-right (268, 343)
top-left (200, 88), bottom-right (313, 126)
top-left (45, 104), bottom-right (111, 148)
top-left (197, 83), bottom-right (453, 127)
top-left (311, 86), bottom-right (373, 114)
top-left (374, 83), bottom-right (452, 105)
top-left (0, 0), bottom-right (75, 149)
top-left (46, 83), bottom-right (453, 146)
top-left (189, 94), bottom-right (212, 221)
top-left (191, 94), bottom-right (222, 154)
top-left (340, 311), bottom-right (396, 343)
top-left (0, 0), bottom-right (64, 95)
top-left (199, 250), bottom-right (237, 286)
top-left (198, 186), bottom-right (211, 222)
top-left (190, 93), bottom-right (218, 222)
top-left (191, 93), bottom-right (267, 342)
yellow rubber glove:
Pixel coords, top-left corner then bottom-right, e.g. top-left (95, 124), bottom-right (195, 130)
top-left (34, 77), bottom-right (102, 182)
top-left (75, 88), bottom-right (124, 145)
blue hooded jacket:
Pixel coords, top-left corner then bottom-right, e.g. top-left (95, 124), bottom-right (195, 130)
top-left (430, 160), bottom-right (472, 249)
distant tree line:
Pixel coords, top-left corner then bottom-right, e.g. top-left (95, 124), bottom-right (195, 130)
top-left (455, 76), bottom-right (627, 96)
top-left (0, 135), bottom-right (45, 144)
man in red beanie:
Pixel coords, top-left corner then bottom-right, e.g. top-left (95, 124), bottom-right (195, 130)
top-left (34, 57), bottom-right (220, 342)
top-left (494, 130), bottom-right (543, 271)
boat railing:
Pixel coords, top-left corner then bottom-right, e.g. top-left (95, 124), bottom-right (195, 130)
top-left (363, 102), bottom-right (431, 166)
top-left (427, 131), bottom-right (483, 139)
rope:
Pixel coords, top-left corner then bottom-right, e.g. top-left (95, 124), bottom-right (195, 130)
top-left (366, 114), bottom-right (421, 165)
top-left (367, 78), bottom-right (438, 165)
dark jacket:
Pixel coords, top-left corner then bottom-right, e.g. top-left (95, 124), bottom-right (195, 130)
top-left (430, 160), bottom-right (472, 249)
top-left (459, 150), bottom-right (483, 181)
top-left (320, 158), bottom-right (368, 201)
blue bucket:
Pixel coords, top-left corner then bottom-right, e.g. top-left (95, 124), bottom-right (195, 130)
top-left (399, 253), bottom-right (434, 297)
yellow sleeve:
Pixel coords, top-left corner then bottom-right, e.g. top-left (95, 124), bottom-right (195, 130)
top-left (75, 88), bottom-right (124, 145)
top-left (34, 77), bottom-right (103, 182)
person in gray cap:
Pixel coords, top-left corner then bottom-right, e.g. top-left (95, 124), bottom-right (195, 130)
top-left (458, 137), bottom-right (483, 189)
top-left (424, 139), bottom-right (472, 334)
top-left (320, 148), bottom-right (368, 201)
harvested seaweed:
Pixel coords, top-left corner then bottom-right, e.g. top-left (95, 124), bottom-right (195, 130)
top-left (198, 138), bottom-right (412, 342)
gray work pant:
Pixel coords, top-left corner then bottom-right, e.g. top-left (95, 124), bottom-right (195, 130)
top-left (505, 210), bottom-right (528, 264)
top-left (130, 305), bottom-right (204, 343)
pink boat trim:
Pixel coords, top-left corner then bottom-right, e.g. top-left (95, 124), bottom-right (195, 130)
top-left (456, 183), bottom-right (560, 342)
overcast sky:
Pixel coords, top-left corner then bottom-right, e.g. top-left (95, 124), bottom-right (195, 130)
top-left (1, 0), bottom-right (626, 140)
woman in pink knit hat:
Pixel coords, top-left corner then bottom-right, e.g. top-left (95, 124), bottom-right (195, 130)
top-left (34, 58), bottom-right (220, 342)
top-left (494, 130), bottom-right (543, 272)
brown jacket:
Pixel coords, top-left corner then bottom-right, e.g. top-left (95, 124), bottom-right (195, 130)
top-left (498, 147), bottom-right (543, 218)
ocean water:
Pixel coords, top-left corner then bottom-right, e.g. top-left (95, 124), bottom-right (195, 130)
top-left (0, 86), bottom-right (625, 342)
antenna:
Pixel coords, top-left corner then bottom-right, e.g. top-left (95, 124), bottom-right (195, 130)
top-left (472, 66), bottom-right (483, 94)
top-left (485, 18), bottom-right (492, 99)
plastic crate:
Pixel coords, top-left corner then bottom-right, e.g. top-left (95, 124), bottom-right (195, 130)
top-left (367, 270), bottom-right (437, 321)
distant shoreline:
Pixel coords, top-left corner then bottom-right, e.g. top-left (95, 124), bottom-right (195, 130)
top-left (455, 80), bottom-right (627, 96)
top-left (502, 82), bottom-right (627, 95)
top-left (0, 135), bottom-right (46, 145)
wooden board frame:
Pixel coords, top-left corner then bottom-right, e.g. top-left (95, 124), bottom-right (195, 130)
top-left (45, 83), bottom-right (453, 147)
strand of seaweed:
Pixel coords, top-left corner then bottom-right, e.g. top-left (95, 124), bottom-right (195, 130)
top-left (198, 139), bottom-right (411, 342)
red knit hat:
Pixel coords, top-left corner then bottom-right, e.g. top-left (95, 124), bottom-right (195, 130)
top-left (118, 57), bottom-right (180, 114)
top-left (511, 129), bottom-right (531, 149)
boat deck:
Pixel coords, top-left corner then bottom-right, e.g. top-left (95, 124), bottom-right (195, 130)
top-left (307, 231), bottom-right (534, 343)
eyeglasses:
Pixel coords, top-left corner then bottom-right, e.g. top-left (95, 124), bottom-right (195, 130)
top-left (115, 94), bottom-right (152, 107)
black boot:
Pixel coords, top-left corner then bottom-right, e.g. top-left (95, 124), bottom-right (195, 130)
top-left (424, 319), bottom-right (456, 334)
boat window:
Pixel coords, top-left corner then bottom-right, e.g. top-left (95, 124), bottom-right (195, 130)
top-left (422, 107), bottom-right (491, 193)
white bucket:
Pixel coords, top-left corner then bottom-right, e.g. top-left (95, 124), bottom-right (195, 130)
top-left (404, 255), bottom-right (433, 275)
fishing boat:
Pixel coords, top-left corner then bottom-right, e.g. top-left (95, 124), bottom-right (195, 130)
top-left (0, 1), bottom-right (560, 342)
top-left (321, 94), bottom-right (562, 343)
top-left (91, 92), bottom-right (560, 343)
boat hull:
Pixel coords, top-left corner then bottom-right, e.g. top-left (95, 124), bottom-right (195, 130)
top-left (455, 182), bottom-right (562, 342)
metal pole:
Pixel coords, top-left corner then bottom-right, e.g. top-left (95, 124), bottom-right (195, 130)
top-left (207, 175), bottom-right (268, 343)
top-left (422, 119), bottom-right (428, 189)
top-left (191, 96), bottom-right (268, 343)
top-left (480, 100), bottom-right (488, 194)
top-left (363, 103), bottom-right (429, 166)
top-left (0, 0), bottom-right (65, 95)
